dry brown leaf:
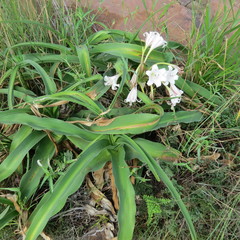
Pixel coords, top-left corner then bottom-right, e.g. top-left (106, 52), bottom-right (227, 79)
top-left (188, 153), bottom-right (221, 162)
top-left (86, 177), bottom-right (116, 215)
top-left (33, 100), bottom-right (69, 108)
top-left (0, 194), bottom-right (22, 214)
top-left (68, 117), bottom-right (115, 127)
top-left (93, 168), bottom-right (105, 190)
top-left (107, 163), bottom-right (119, 210)
top-left (95, 118), bottom-right (115, 126)
top-left (86, 90), bottom-right (97, 99)
top-left (40, 232), bottom-right (52, 240)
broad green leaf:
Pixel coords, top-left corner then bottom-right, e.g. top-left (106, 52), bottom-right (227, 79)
top-left (7, 66), bottom-right (19, 109)
top-left (0, 89), bottom-right (34, 103)
top-left (25, 138), bottom-right (110, 240)
top-left (186, 80), bottom-right (222, 105)
top-left (90, 43), bottom-right (173, 64)
top-left (22, 54), bottom-right (79, 64)
top-left (8, 42), bottom-right (71, 54)
top-left (76, 45), bottom-right (92, 77)
top-left (126, 138), bottom-right (181, 162)
top-left (118, 135), bottom-right (197, 240)
top-left (20, 137), bottom-right (56, 201)
top-left (83, 113), bottom-right (161, 134)
top-left (117, 135), bottom-right (160, 181)
top-left (0, 131), bottom-right (46, 182)
top-left (34, 91), bottom-right (102, 115)
top-left (111, 147), bottom-right (136, 240)
top-left (10, 125), bottom-right (33, 152)
top-left (84, 79), bottom-right (109, 100)
top-left (175, 78), bottom-right (201, 102)
top-left (0, 209), bottom-right (18, 230)
top-left (0, 109), bottom-right (97, 141)
top-left (153, 111), bottom-right (202, 129)
top-left (20, 59), bottom-right (57, 94)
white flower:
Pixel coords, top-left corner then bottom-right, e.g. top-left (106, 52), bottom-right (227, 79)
top-left (167, 84), bottom-right (184, 110)
top-left (146, 64), bottom-right (168, 87)
top-left (104, 74), bottom-right (120, 90)
top-left (146, 65), bottom-right (179, 87)
top-left (143, 31), bottom-right (167, 50)
top-left (166, 66), bottom-right (179, 85)
top-left (125, 86), bottom-right (138, 106)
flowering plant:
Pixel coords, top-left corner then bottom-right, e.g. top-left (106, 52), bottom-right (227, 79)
top-left (0, 28), bottom-right (211, 240)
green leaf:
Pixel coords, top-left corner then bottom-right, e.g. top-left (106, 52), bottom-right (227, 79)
top-left (90, 43), bottom-right (173, 64)
top-left (20, 137), bottom-right (56, 201)
top-left (83, 113), bottom-right (161, 134)
top-left (8, 42), bottom-right (71, 54)
top-left (7, 66), bottom-right (19, 109)
top-left (111, 147), bottom-right (136, 240)
top-left (0, 209), bottom-right (18, 230)
top-left (25, 138), bottom-right (110, 240)
top-left (126, 138), bottom-right (181, 162)
top-left (0, 88), bottom-right (34, 102)
top-left (153, 111), bottom-right (202, 129)
top-left (10, 125), bottom-right (33, 152)
top-left (186, 80), bottom-right (222, 105)
top-left (0, 131), bottom-right (46, 182)
top-left (76, 45), bottom-right (92, 77)
top-left (0, 109), bottom-right (97, 141)
top-left (20, 59), bottom-right (57, 94)
top-left (34, 91), bottom-right (102, 115)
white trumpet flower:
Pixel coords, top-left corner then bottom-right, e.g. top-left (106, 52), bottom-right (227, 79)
top-left (143, 31), bottom-right (167, 51)
top-left (167, 84), bottom-right (184, 110)
top-left (125, 86), bottom-right (138, 106)
top-left (146, 64), bottom-right (168, 87)
top-left (104, 74), bottom-right (120, 90)
top-left (146, 65), bottom-right (179, 87)
top-left (166, 66), bottom-right (179, 85)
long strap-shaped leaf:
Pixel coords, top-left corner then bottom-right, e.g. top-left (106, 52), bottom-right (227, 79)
top-left (25, 138), bottom-right (110, 240)
top-left (84, 113), bottom-right (161, 134)
top-left (0, 131), bottom-right (46, 182)
top-left (0, 109), bottom-right (97, 141)
top-left (34, 91), bottom-right (102, 115)
top-left (90, 43), bottom-right (173, 64)
top-left (153, 111), bottom-right (202, 129)
top-left (20, 137), bottom-right (56, 201)
top-left (7, 66), bottom-right (19, 109)
top-left (8, 42), bottom-right (71, 54)
top-left (118, 135), bottom-right (197, 240)
top-left (111, 147), bottom-right (136, 240)
top-left (117, 135), bottom-right (159, 181)
top-left (20, 59), bottom-right (57, 94)
top-left (76, 45), bottom-right (92, 77)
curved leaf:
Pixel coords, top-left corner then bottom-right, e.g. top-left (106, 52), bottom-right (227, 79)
top-left (111, 147), bottom-right (136, 240)
top-left (0, 110), bottom-right (97, 141)
top-left (90, 43), bottom-right (173, 64)
top-left (25, 138), bottom-right (110, 240)
top-left (76, 45), bottom-right (92, 77)
top-left (0, 131), bottom-right (46, 182)
top-left (153, 111), bottom-right (202, 129)
top-left (20, 137), bottom-right (56, 201)
top-left (20, 59), bottom-right (57, 94)
top-left (83, 113), bottom-right (161, 134)
top-left (34, 91), bottom-right (102, 115)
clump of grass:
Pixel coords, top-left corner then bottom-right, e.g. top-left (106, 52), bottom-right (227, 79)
top-left (185, 0), bottom-right (240, 91)
top-left (0, 0), bottom-right (102, 50)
